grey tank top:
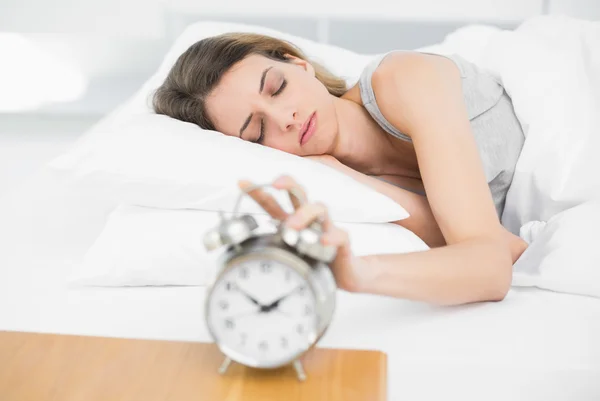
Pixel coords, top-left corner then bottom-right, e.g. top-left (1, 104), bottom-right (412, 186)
top-left (358, 51), bottom-right (526, 219)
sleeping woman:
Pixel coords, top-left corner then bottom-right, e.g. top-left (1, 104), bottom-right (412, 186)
top-left (151, 32), bottom-right (529, 306)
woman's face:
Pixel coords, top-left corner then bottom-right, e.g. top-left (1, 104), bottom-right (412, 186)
top-left (205, 54), bottom-right (339, 156)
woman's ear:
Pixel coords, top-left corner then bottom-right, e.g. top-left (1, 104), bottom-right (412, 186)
top-left (284, 54), bottom-right (316, 76)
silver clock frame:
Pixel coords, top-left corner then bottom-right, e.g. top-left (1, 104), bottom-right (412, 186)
top-left (204, 233), bottom-right (337, 379)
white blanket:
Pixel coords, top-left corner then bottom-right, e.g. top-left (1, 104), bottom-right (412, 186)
top-left (477, 15), bottom-right (600, 232)
top-left (424, 16), bottom-right (600, 298)
top-left (439, 16), bottom-right (600, 230)
top-left (469, 16), bottom-right (600, 297)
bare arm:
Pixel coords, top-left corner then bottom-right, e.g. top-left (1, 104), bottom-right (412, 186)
top-left (310, 154), bottom-right (526, 305)
top-left (307, 155), bottom-right (446, 248)
top-left (357, 239), bottom-right (513, 305)
top-left (349, 52), bottom-right (526, 305)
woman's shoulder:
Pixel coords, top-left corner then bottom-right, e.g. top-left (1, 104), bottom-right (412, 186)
top-left (342, 51), bottom-right (465, 143)
top-left (372, 51), bottom-right (462, 91)
top-left (347, 50), bottom-right (465, 136)
top-left (342, 50), bottom-right (434, 98)
top-left (344, 51), bottom-right (462, 102)
top-left (375, 51), bottom-right (506, 124)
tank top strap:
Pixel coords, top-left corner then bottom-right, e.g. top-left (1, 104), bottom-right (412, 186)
top-left (358, 51), bottom-right (412, 142)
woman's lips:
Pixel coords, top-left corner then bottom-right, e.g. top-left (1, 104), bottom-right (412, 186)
top-left (300, 112), bottom-right (317, 146)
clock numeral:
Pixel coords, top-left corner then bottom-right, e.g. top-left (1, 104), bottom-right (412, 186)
top-left (240, 333), bottom-right (248, 346)
top-left (224, 319), bottom-right (235, 330)
top-left (304, 304), bottom-right (312, 316)
top-left (284, 270), bottom-right (291, 282)
top-left (281, 336), bottom-right (289, 348)
top-left (219, 300), bottom-right (229, 310)
top-left (297, 285), bottom-right (306, 296)
top-left (225, 281), bottom-right (236, 291)
top-left (239, 267), bottom-right (249, 279)
top-left (260, 262), bottom-right (272, 273)
top-left (296, 324), bottom-right (304, 335)
top-left (258, 340), bottom-right (268, 352)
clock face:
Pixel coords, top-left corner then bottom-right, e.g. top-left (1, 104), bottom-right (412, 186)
top-left (206, 257), bottom-right (318, 368)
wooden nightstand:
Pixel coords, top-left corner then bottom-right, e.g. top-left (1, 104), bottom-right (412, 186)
top-left (0, 331), bottom-right (387, 401)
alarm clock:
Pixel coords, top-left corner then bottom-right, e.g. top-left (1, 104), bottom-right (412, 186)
top-left (203, 183), bottom-right (338, 381)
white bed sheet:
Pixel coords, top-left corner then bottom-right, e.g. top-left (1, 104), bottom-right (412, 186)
top-left (1, 168), bottom-right (599, 401)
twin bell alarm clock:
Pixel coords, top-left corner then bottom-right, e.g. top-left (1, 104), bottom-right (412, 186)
top-left (202, 183), bottom-right (338, 381)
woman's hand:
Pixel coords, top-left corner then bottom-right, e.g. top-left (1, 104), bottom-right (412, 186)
top-left (238, 175), bottom-right (368, 292)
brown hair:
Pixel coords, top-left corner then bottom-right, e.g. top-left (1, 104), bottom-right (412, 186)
top-left (151, 32), bottom-right (347, 131)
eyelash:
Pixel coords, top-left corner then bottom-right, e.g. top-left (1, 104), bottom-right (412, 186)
top-left (272, 79), bottom-right (287, 96)
top-left (255, 79), bottom-right (287, 144)
top-left (257, 119), bottom-right (265, 144)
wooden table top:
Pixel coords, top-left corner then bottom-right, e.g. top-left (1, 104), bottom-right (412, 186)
top-left (0, 330), bottom-right (387, 401)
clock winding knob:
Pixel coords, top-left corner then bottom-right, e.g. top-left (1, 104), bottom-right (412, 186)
top-left (281, 221), bottom-right (337, 263)
top-left (204, 215), bottom-right (259, 250)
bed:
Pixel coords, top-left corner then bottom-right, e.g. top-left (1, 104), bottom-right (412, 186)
top-left (2, 16), bottom-right (600, 401)
top-left (1, 165), bottom-right (599, 401)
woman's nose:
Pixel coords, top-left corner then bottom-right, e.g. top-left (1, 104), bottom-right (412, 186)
top-left (276, 110), bottom-right (301, 132)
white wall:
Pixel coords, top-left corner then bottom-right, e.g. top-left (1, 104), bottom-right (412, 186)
top-left (549, 0), bottom-right (600, 19)
top-left (0, 0), bottom-right (164, 38)
top-left (1, 0), bottom-right (598, 116)
top-left (167, 0), bottom-right (543, 20)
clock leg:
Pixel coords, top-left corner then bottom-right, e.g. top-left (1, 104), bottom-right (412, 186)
top-left (293, 359), bottom-right (307, 382)
top-left (218, 356), bottom-right (232, 375)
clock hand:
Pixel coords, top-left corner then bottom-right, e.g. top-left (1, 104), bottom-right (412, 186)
top-left (264, 285), bottom-right (305, 312)
top-left (236, 287), bottom-right (275, 314)
top-left (235, 285), bottom-right (264, 308)
top-left (242, 293), bottom-right (262, 307)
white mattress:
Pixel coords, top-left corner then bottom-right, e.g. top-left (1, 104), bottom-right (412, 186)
top-left (1, 167), bottom-right (600, 401)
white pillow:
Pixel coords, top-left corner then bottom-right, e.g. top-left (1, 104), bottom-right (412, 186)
top-left (50, 113), bottom-right (408, 222)
top-left (69, 204), bottom-right (429, 287)
top-left (512, 200), bottom-right (600, 299)
top-left (48, 22), bottom-right (408, 223)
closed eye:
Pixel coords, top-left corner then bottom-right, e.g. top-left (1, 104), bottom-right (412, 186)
top-left (252, 79), bottom-right (286, 144)
top-left (272, 79), bottom-right (287, 96)
top-left (254, 119), bottom-right (265, 144)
